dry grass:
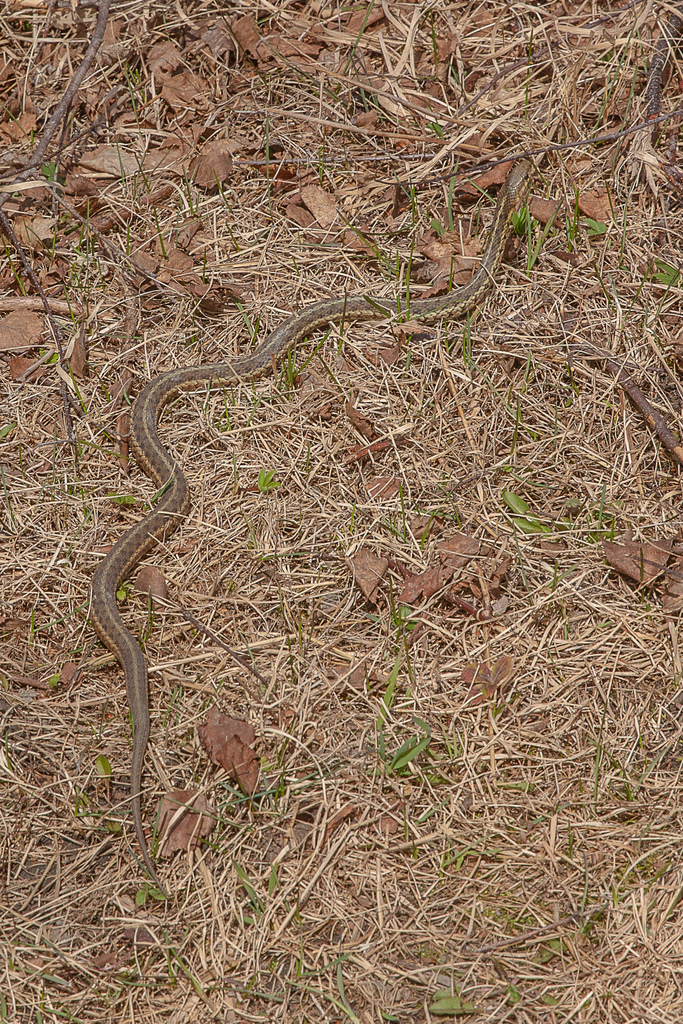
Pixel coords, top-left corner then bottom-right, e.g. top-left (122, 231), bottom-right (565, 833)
top-left (1, 0), bottom-right (683, 1021)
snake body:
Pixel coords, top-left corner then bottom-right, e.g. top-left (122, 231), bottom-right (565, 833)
top-left (90, 159), bottom-right (531, 889)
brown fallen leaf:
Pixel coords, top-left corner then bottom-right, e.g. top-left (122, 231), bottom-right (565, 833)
top-left (323, 804), bottom-right (356, 845)
top-left (346, 547), bottom-right (388, 603)
top-left (198, 707), bottom-right (260, 795)
top-left (529, 197), bottom-right (563, 226)
top-left (191, 139), bottom-right (233, 189)
top-left (133, 566), bottom-right (167, 605)
top-left (663, 556), bottom-right (683, 614)
top-left (437, 533), bottom-right (481, 569)
top-left (0, 309), bottom-right (44, 351)
top-left (366, 476), bottom-right (400, 499)
top-left (158, 789), bottom-right (214, 857)
top-left (603, 533), bottom-right (672, 584)
top-left (462, 655), bottom-right (515, 706)
top-left (300, 184), bottom-right (337, 229)
top-left (578, 189), bottom-right (611, 224)
top-left (78, 145), bottom-right (140, 177)
top-left (69, 327), bottom-right (88, 378)
top-left (345, 400), bottom-right (375, 439)
top-left (399, 565), bottom-right (450, 604)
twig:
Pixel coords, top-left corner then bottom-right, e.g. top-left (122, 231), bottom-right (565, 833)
top-left (0, 0), bottom-right (112, 209)
top-left (574, 344), bottom-right (683, 469)
top-left (172, 602), bottom-right (269, 692)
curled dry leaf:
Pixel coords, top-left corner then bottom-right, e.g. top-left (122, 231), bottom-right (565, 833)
top-left (345, 400), bottom-right (375, 440)
top-left (198, 707), bottom-right (260, 795)
top-left (158, 788), bottom-right (214, 857)
top-left (346, 547), bottom-right (388, 603)
top-left (462, 655), bottom-right (515, 706)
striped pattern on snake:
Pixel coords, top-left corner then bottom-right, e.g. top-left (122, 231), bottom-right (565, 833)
top-left (90, 158), bottom-right (532, 893)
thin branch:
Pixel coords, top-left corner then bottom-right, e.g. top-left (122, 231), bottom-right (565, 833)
top-left (0, 0), bottom-right (112, 210)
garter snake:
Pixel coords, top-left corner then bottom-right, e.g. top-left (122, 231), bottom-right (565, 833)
top-left (90, 158), bottom-right (531, 891)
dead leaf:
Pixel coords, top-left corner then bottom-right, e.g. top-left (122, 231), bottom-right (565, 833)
top-left (399, 565), bottom-right (449, 604)
top-left (529, 196), bottom-right (563, 226)
top-left (231, 14), bottom-right (262, 56)
top-left (345, 400), bottom-right (375, 439)
top-left (437, 533), bottom-right (481, 569)
top-left (198, 707), bottom-right (260, 795)
top-left (78, 145), bottom-right (140, 177)
top-left (0, 309), bottom-right (44, 351)
top-left (604, 534), bottom-right (672, 584)
top-left (578, 189), bottom-right (611, 224)
top-left (347, 547), bottom-right (388, 602)
top-left (147, 39), bottom-right (182, 77)
top-left (158, 789), bottom-right (214, 856)
top-left (134, 566), bottom-right (167, 604)
top-left (69, 327), bottom-right (88, 378)
top-left (462, 655), bottom-right (515, 705)
top-left (366, 476), bottom-right (400, 499)
top-left (191, 139), bottom-right (233, 189)
top-left (300, 184), bottom-right (337, 228)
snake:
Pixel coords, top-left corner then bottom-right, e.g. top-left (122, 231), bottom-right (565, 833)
top-left (90, 158), bottom-right (531, 891)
